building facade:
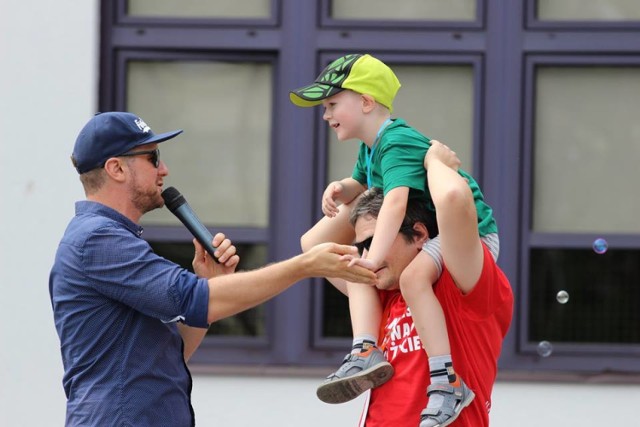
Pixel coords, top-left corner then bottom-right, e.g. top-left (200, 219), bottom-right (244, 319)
top-left (2, 1), bottom-right (640, 426)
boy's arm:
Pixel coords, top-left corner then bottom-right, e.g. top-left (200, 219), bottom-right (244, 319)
top-left (333, 177), bottom-right (367, 204)
top-left (351, 186), bottom-right (409, 270)
top-left (425, 141), bottom-right (483, 294)
top-left (322, 177), bottom-right (366, 218)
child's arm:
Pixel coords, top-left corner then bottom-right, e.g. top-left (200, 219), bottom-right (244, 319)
top-left (322, 177), bottom-right (366, 218)
top-left (425, 141), bottom-right (483, 293)
top-left (350, 186), bottom-right (409, 271)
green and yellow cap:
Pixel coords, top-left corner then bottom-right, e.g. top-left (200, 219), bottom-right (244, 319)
top-left (289, 54), bottom-right (401, 112)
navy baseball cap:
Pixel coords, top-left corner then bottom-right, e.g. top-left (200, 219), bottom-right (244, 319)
top-left (71, 111), bottom-right (183, 174)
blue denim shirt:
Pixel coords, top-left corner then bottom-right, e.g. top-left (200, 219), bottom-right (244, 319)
top-left (49, 201), bottom-right (210, 426)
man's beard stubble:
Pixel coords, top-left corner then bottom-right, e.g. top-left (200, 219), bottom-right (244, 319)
top-left (128, 169), bottom-right (163, 215)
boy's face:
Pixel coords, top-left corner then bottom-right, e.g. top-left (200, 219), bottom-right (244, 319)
top-left (321, 90), bottom-right (365, 142)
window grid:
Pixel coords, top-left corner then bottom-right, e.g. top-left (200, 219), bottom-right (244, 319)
top-left (99, 0), bottom-right (640, 375)
top-left (518, 54), bottom-right (640, 370)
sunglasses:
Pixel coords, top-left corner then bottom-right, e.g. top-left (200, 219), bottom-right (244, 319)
top-left (353, 225), bottom-right (416, 257)
top-left (118, 148), bottom-right (160, 168)
top-left (354, 236), bottom-right (374, 257)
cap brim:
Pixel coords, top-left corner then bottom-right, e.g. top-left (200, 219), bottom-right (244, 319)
top-left (146, 129), bottom-right (183, 144)
top-left (132, 129), bottom-right (184, 150)
top-left (290, 83), bottom-right (344, 107)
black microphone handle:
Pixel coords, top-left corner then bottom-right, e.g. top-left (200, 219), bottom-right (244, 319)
top-left (172, 204), bottom-right (219, 262)
top-left (161, 186), bottom-right (220, 263)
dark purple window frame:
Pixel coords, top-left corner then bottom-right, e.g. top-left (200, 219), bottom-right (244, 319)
top-left (319, 0), bottom-right (486, 30)
top-left (99, 0), bottom-right (640, 374)
top-left (526, 0), bottom-right (640, 30)
top-left (517, 54), bottom-right (640, 372)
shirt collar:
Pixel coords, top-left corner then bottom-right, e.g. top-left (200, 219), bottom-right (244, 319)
top-left (75, 200), bottom-right (145, 237)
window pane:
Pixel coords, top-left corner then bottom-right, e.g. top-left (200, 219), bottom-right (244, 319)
top-left (537, 0), bottom-right (640, 21)
top-left (149, 242), bottom-right (267, 337)
top-left (127, 60), bottom-right (272, 228)
top-left (529, 248), bottom-right (640, 344)
top-left (321, 281), bottom-right (351, 338)
top-left (322, 64), bottom-right (474, 339)
top-left (532, 66), bottom-right (640, 233)
top-left (207, 244), bottom-right (267, 337)
top-left (328, 64), bottom-right (474, 184)
top-left (127, 0), bottom-right (271, 19)
top-left (331, 0), bottom-right (476, 21)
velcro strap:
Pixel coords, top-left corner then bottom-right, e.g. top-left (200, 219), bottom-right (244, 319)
top-left (427, 383), bottom-right (455, 396)
top-left (421, 407), bottom-right (441, 417)
top-left (341, 354), bottom-right (354, 364)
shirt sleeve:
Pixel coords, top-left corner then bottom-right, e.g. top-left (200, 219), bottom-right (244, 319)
top-left (81, 225), bottom-right (210, 327)
top-left (377, 135), bottom-right (429, 195)
top-left (440, 245), bottom-right (512, 321)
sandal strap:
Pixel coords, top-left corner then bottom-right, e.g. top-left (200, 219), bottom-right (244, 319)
top-left (421, 406), bottom-right (455, 417)
top-left (427, 383), bottom-right (457, 396)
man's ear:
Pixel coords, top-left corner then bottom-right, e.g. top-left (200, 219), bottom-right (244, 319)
top-left (413, 222), bottom-right (430, 246)
top-left (361, 94), bottom-right (377, 113)
top-left (103, 157), bottom-right (127, 182)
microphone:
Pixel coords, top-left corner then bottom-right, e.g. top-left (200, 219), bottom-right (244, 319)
top-left (161, 186), bottom-right (219, 263)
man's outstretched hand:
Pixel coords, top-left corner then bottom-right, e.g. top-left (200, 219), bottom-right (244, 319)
top-left (303, 242), bottom-right (378, 285)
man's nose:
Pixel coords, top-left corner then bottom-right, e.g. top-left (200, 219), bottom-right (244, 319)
top-left (158, 159), bottom-right (169, 176)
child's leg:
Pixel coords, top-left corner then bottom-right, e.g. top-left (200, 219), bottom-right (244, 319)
top-left (347, 281), bottom-right (382, 354)
top-left (301, 201), bottom-right (355, 251)
top-left (300, 201), bottom-right (356, 296)
top-left (302, 198), bottom-right (393, 403)
top-left (316, 283), bottom-right (393, 404)
top-left (400, 251), bottom-right (449, 357)
top-left (400, 248), bottom-right (474, 427)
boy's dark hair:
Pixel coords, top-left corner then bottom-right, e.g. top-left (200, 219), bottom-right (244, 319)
top-left (349, 187), bottom-right (439, 242)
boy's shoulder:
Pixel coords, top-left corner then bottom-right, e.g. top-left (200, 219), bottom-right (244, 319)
top-left (388, 118), bottom-right (428, 137)
top-left (382, 118), bottom-right (430, 147)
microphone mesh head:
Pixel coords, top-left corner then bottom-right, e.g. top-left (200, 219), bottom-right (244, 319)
top-left (161, 186), bottom-right (185, 212)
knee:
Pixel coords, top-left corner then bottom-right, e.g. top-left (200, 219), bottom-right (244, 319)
top-left (399, 261), bottom-right (423, 299)
top-left (400, 255), bottom-right (439, 300)
top-left (300, 232), bottom-right (314, 253)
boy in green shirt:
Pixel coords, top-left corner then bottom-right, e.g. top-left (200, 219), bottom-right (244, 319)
top-left (291, 54), bottom-right (499, 427)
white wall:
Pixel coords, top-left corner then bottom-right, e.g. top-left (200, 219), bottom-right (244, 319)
top-left (190, 376), bottom-right (640, 427)
top-left (1, 1), bottom-right (639, 426)
top-left (0, 1), bottom-right (98, 426)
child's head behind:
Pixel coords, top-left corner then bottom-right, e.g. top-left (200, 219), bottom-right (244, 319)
top-left (290, 54), bottom-right (401, 113)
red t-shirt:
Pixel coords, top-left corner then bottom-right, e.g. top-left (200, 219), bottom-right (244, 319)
top-left (361, 245), bottom-right (513, 427)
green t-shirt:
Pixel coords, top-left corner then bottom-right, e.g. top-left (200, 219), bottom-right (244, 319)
top-left (352, 118), bottom-right (498, 236)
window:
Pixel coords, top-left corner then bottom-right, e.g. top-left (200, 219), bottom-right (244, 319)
top-left (128, 59), bottom-right (273, 228)
top-left (518, 57), bottom-right (640, 369)
top-left (528, 0), bottom-right (640, 29)
top-left (319, 58), bottom-right (478, 343)
top-left (327, 62), bottom-right (477, 183)
top-left (328, 0), bottom-right (477, 22)
top-left (123, 55), bottom-right (275, 359)
top-left (127, 0), bottom-right (272, 19)
top-left (100, 0), bottom-right (640, 374)
top-left (536, 0), bottom-right (640, 22)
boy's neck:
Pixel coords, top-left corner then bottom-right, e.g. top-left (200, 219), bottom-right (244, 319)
top-left (362, 116), bottom-right (393, 148)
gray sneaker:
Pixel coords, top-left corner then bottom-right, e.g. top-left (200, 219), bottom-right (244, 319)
top-left (316, 347), bottom-right (394, 404)
top-left (419, 378), bottom-right (475, 427)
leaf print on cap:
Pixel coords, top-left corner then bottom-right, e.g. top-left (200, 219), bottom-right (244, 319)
top-left (300, 84), bottom-right (333, 100)
top-left (317, 54), bottom-right (361, 85)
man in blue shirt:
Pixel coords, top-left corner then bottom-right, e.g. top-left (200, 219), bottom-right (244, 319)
top-left (49, 112), bottom-right (377, 426)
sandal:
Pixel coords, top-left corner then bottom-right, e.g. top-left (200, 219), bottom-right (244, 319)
top-left (419, 378), bottom-right (475, 427)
